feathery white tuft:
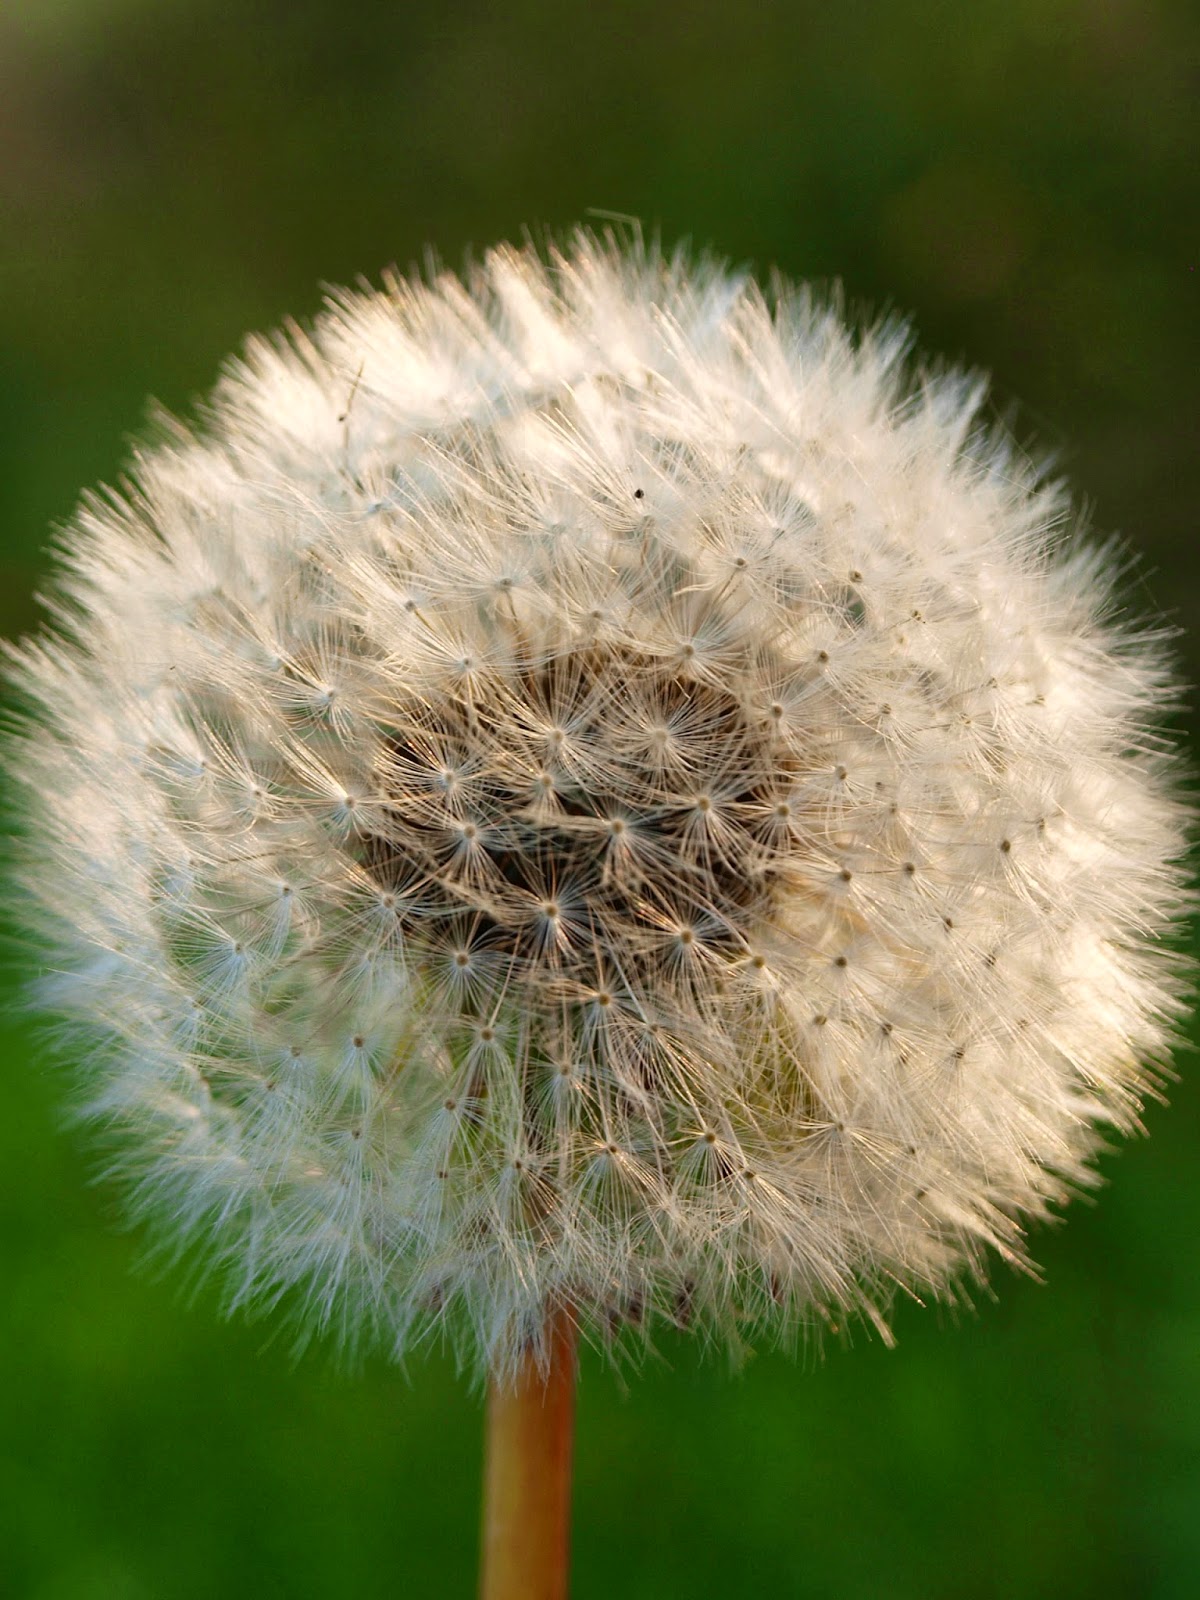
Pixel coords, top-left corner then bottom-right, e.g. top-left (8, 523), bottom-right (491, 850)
top-left (5, 230), bottom-right (1190, 1378)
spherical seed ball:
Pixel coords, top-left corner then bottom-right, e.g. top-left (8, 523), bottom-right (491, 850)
top-left (5, 231), bottom-right (1190, 1378)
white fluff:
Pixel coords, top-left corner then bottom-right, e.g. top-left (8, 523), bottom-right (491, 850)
top-left (5, 230), bottom-right (1190, 1378)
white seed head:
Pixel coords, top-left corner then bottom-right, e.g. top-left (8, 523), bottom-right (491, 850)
top-left (4, 230), bottom-right (1190, 1379)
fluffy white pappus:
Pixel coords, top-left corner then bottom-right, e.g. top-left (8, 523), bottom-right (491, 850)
top-left (4, 229), bottom-right (1191, 1381)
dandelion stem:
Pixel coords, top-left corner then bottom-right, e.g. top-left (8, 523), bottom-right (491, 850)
top-left (479, 1304), bottom-right (578, 1600)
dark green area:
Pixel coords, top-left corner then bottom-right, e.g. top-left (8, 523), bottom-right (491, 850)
top-left (1, 2), bottom-right (1197, 1595)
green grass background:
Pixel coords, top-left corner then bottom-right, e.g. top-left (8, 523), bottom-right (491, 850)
top-left (1, 2), bottom-right (1197, 1595)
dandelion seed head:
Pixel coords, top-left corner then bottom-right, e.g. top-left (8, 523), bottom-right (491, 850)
top-left (4, 229), bottom-right (1191, 1380)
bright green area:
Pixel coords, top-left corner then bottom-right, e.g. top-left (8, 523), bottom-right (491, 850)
top-left (1, 3), bottom-right (1197, 1596)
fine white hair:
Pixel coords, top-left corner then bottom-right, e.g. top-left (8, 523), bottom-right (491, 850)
top-left (5, 229), bottom-right (1190, 1379)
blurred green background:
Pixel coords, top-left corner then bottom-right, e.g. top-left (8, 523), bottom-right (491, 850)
top-left (1, 2), bottom-right (1197, 1596)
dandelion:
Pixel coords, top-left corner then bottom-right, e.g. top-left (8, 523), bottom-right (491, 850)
top-left (4, 228), bottom-right (1190, 1599)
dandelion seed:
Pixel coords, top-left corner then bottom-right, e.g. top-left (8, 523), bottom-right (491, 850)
top-left (3, 231), bottom-right (1192, 1599)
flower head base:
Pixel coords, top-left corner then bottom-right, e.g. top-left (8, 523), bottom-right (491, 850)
top-left (6, 231), bottom-right (1189, 1379)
